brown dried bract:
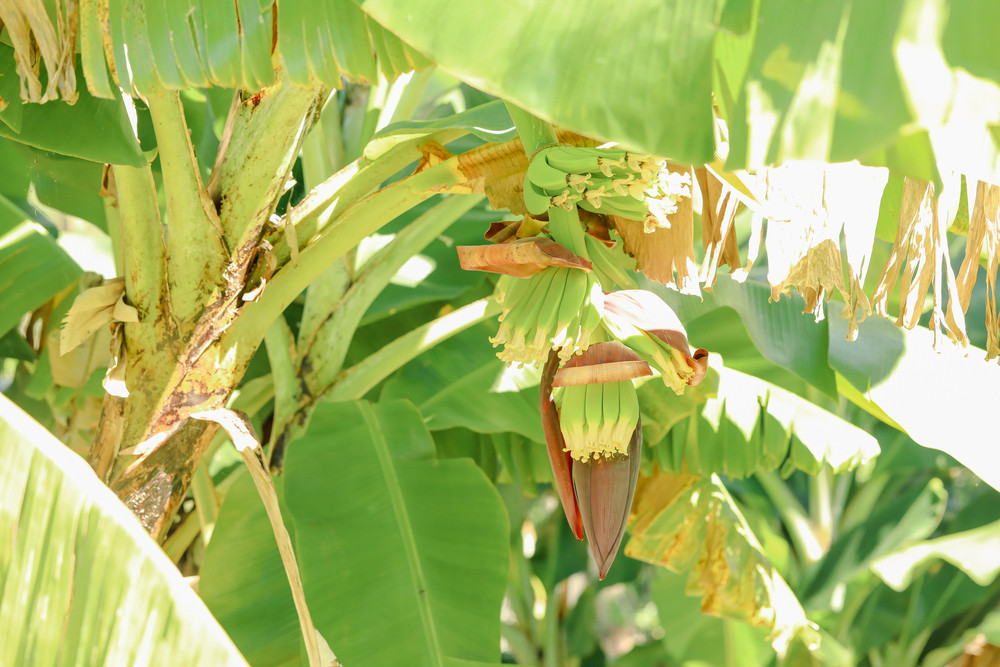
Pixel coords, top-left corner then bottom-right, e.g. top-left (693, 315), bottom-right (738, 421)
top-left (552, 341), bottom-right (652, 387)
top-left (610, 163), bottom-right (700, 295)
top-left (457, 237), bottom-right (591, 278)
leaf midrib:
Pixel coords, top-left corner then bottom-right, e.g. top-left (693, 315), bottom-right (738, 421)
top-left (359, 401), bottom-right (442, 667)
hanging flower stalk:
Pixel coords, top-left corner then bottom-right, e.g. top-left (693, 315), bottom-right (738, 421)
top-left (459, 138), bottom-right (707, 579)
top-left (541, 342), bottom-right (651, 578)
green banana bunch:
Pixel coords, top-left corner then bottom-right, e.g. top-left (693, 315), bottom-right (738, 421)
top-left (490, 267), bottom-right (605, 366)
top-left (554, 379), bottom-right (640, 461)
top-left (523, 146), bottom-right (692, 231)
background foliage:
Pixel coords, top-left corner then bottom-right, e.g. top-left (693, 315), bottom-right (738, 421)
top-left (1, 1), bottom-right (999, 666)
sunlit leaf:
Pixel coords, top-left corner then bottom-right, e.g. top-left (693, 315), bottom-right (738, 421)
top-left (873, 519), bottom-right (1000, 589)
top-left (829, 316), bottom-right (1000, 492)
top-left (381, 324), bottom-right (545, 442)
top-left (359, 0), bottom-right (718, 165)
top-left (641, 363), bottom-right (879, 478)
top-left (0, 393), bottom-right (246, 665)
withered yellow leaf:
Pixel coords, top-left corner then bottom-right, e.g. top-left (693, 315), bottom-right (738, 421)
top-left (626, 470), bottom-right (817, 651)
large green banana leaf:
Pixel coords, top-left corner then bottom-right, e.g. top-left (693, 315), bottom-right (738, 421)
top-left (829, 316), bottom-right (1000, 492)
top-left (11, 0), bottom-right (1000, 176)
top-left (0, 195), bottom-right (81, 339)
top-left (0, 393), bottom-right (247, 666)
top-left (641, 364), bottom-right (879, 478)
top-left (200, 399), bottom-right (509, 667)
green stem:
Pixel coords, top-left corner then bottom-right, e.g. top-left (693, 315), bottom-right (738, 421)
top-left (375, 67), bottom-right (434, 133)
top-left (756, 471), bottom-right (824, 564)
top-left (275, 127), bottom-right (467, 267)
top-left (505, 102), bottom-right (558, 157)
top-left (841, 473), bottom-right (892, 534)
top-left (300, 195), bottom-right (484, 393)
top-left (162, 511), bottom-right (201, 563)
top-left (325, 297), bottom-right (501, 401)
top-left (208, 76), bottom-right (323, 252)
top-left (225, 156), bottom-right (469, 353)
top-left (548, 205), bottom-right (588, 258)
top-left (103, 188), bottom-right (123, 274)
top-left (811, 465), bottom-right (834, 547)
top-left (300, 93), bottom-right (345, 189)
top-left (501, 623), bottom-right (539, 666)
top-left (504, 102), bottom-right (587, 256)
top-left (263, 317), bottom-right (299, 463)
top-left (111, 164), bottom-right (165, 320)
top-left (144, 90), bottom-right (227, 323)
top-left (542, 580), bottom-right (562, 667)
top-left (191, 462), bottom-right (219, 544)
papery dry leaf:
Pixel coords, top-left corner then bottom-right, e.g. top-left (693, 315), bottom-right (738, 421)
top-left (456, 130), bottom-right (600, 214)
top-left (49, 323), bottom-right (109, 389)
top-left (873, 176), bottom-right (968, 344)
top-left (763, 163), bottom-right (844, 321)
top-left (0, 0), bottom-right (79, 103)
top-left (695, 166), bottom-right (742, 289)
top-left (457, 237), bottom-right (591, 277)
top-left (947, 181), bottom-right (1000, 359)
top-left (762, 162), bottom-right (887, 331)
top-left (626, 470), bottom-right (817, 652)
top-left (61, 276), bottom-right (139, 355)
top-left (612, 162), bottom-right (701, 296)
top-left (827, 163), bottom-right (887, 340)
top-left (948, 636), bottom-right (1000, 667)
top-left (103, 323), bottom-right (129, 397)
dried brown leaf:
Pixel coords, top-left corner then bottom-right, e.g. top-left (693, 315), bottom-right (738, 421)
top-left (873, 176), bottom-right (967, 344)
top-left (695, 166), bottom-right (742, 289)
top-left (762, 162), bottom-right (887, 333)
top-left (60, 276), bottom-right (138, 355)
top-left (0, 0), bottom-right (79, 103)
top-left (626, 470), bottom-right (817, 651)
top-left (457, 237), bottom-right (591, 277)
top-left (612, 163), bottom-right (701, 296)
top-left (948, 181), bottom-right (1000, 359)
top-left (763, 164), bottom-right (845, 321)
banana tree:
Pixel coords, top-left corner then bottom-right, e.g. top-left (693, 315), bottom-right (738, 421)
top-left (2, 1), bottom-right (1000, 666)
